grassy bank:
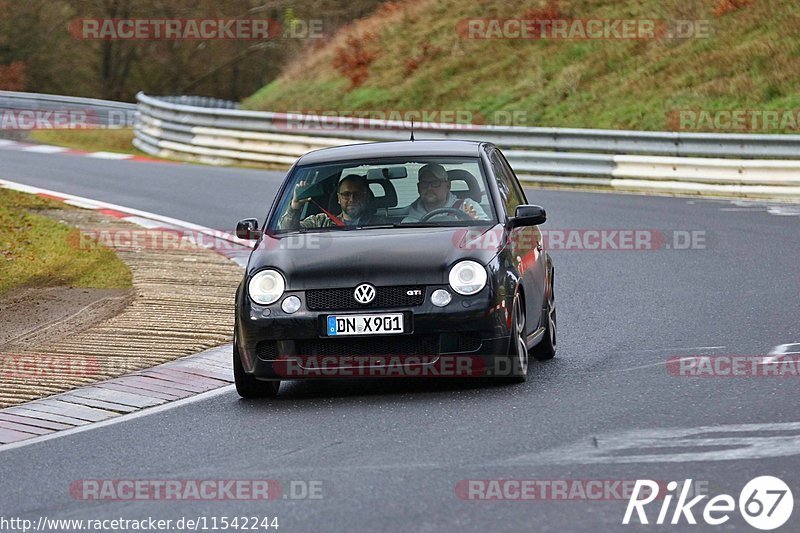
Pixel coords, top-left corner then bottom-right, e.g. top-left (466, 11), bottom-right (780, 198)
top-left (244, 0), bottom-right (799, 132)
top-left (28, 128), bottom-right (139, 155)
top-left (0, 188), bottom-right (132, 295)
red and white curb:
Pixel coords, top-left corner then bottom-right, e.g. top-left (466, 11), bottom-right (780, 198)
top-left (0, 179), bottom-right (256, 448)
top-left (0, 138), bottom-right (172, 163)
top-left (0, 177), bottom-right (252, 267)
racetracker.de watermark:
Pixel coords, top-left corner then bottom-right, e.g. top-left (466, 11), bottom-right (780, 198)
top-left (0, 109), bottom-right (134, 130)
top-left (271, 109), bottom-right (532, 130)
top-left (456, 19), bottom-right (714, 40)
top-left (68, 18), bottom-right (323, 40)
top-left (75, 228), bottom-right (244, 252)
top-left (668, 109), bottom-right (800, 132)
top-left (455, 228), bottom-right (708, 251)
top-left (456, 479), bottom-right (710, 501)
top-left (74, 228), bottom-right (336, 253)
top-left (272, 355), bottom-right (490, 378)
top-left (69, 479), bottom-right (323, 501)
top-left (667, 355), bottom-right (800, 377)
top-left (0, 353), bottom-right (103, 379)
top-left (0, 109), bottom-right (95, 130)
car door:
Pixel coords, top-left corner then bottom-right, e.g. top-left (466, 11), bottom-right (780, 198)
top-left (489, 149), bottom-right (545, 335)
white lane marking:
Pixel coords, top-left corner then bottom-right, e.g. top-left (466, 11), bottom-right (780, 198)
top-left (505, 421), bottom-right (800, 466)
top-left (63, 199), bottom-right (101, 209)
top-left (0, 384), bottom-right (235, 453)
top-left (123, 216), bottom-right (171, 229)
top-left (695, 199), bottom-right (800, 217)
top-left (761, 343), bottom-right (800, 364)
top-left (0, 139), bottom-right (19, 147)
top-left (86, 151), bottom-right (134, 160)
top-left (770, 343), bottom-right (800, 355)
top-left (586, 346), bottom-right (797, 375)
top-left (574, 347), bottom-right (727, 375)
top-left (21, 145), bottom-right (69, 153)
top-left (766, 206), bottom-right (800, 216)
top-left (0, 178), bottom-right (251, 250)
top-left (577, 357), bottom-right (699, 375)
top-left (613, 346), bottom-right (726, 354)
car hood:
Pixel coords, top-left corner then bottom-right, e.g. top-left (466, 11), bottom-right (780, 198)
top-left (248, 225), bottom-right (506, 289)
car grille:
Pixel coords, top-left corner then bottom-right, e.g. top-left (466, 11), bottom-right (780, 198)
top-left (305, 286), bottom-right (425, 311)
top-left (296, 334), bottom-right (439, 358)
top-left (445, 332), bottom-right (482, 353)
top-left (256, 341), bottom-right (279, 361)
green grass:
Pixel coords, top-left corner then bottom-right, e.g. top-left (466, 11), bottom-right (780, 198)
top-left (0, 188), bottom-right (132, 295)
top-left (28, 128), bottom-right (140, 155)
top-left (243, 0), bottom-right (800, 133)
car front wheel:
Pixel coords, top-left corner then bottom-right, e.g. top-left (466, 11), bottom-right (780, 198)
top-left (531, 269), bottom-right (556, 361)
top-left (504, 291), bottom-right (529, 383)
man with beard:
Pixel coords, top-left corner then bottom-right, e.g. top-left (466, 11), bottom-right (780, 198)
top-left (278, 174), bottom-right (383, 229)
top-left (402, 163), bottom-right (488, 223)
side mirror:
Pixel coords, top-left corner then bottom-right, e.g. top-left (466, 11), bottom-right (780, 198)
top-left (509, 205), bottom-right (546, 228)
top-left (236, 218), bottom-right (261, 240)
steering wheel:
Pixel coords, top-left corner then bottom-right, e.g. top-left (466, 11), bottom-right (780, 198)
top-left (419, 207), bottom-right (473, 222)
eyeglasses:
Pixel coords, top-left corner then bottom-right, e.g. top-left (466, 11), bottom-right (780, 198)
top-left (338, 191), bottom-right (367, 199)
top-left (418, 180), bottom-right (446, 190)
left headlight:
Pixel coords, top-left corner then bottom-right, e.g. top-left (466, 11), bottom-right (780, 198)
top-left (448, 260), bottom-right (487, 296)
top-left (248, 269), bottom-right (285, 305)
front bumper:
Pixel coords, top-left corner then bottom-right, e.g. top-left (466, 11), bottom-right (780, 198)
top-left (236, 285), bottom-right (514, 380)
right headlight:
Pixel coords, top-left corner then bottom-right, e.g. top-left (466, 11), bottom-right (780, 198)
top-left (448, 260), bottom-right (487, 296)
top-left (248, 269), bottom-right (285, 305)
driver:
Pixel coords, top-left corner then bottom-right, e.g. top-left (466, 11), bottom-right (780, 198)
top-left (402, 163), bottom-right (488, 223)
top-left (278, 174), bottom-right (384, 229)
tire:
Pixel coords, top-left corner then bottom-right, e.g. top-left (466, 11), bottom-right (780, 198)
top-left (504, 291), bottom-right (529, 383)
top-left (531, 269), bottom-right (556, 361)
top-left (233, 338), bottom-right (280, 398)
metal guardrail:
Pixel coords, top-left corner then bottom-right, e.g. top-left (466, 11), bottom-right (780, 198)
top-left (0, 91), bottom-right (136, 128)
top-left (133, 92), bottom-right (800, 198)
top-left (3, 91), bottom-right (797, 198)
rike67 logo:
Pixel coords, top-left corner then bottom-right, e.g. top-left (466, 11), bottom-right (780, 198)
top-left (623, 477), bottom-right (794, 530)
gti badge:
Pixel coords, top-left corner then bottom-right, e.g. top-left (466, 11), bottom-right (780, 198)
top-left (354, 283), bottom-right (376, 304)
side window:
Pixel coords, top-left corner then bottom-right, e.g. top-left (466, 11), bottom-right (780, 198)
top-left (497, 151), bottom-right (527, 205)
top-left (490, 152), bottom-right (524, 218)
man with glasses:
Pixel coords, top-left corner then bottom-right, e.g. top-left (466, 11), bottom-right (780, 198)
top-left (278, 174), bottom-right (383, 229)
top-left (402, 163), bottom-right (488, 223)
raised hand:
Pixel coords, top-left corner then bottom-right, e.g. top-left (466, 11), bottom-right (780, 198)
top-left (290, 180), bottom-right (309, 210)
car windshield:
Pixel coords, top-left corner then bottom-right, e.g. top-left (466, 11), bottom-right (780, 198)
top-left (268, 157), bottom-right (496, 234)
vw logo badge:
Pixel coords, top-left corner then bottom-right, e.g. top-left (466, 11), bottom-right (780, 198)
top-left (354, 283), bottom-right (376, 304)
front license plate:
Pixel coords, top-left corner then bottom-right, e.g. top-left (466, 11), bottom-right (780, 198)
top-left (327, 314), bottom-right (404, 336)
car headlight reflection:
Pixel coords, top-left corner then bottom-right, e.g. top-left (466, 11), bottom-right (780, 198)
top-left (248, 269), bottom-right (285, 305)
top-left (448, 260), bottom-right (487, 296)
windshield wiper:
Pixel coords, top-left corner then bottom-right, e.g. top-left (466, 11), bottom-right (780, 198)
top-left (357, 224), bottom-right (401, 229)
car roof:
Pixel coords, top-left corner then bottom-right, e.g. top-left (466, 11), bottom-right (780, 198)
top-left (295, 140), bottom-right (487, 166)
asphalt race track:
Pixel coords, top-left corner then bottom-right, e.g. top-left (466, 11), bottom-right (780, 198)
top-left (1, 148), bottom-right (799, 532)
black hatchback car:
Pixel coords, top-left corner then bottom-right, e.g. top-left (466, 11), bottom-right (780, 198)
top-left (233, 140), bottom-right (556, 397)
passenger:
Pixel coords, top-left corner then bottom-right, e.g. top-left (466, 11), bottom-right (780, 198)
top-left (402, 163), bottom-right (488, 223)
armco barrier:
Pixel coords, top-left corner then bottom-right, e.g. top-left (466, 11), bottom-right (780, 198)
top-left (0, 91), bottom-right (135, 128)
top-left (132, 92), bottom-right (800, 199)
top-left (4, 91), bottom-right (799, 199)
